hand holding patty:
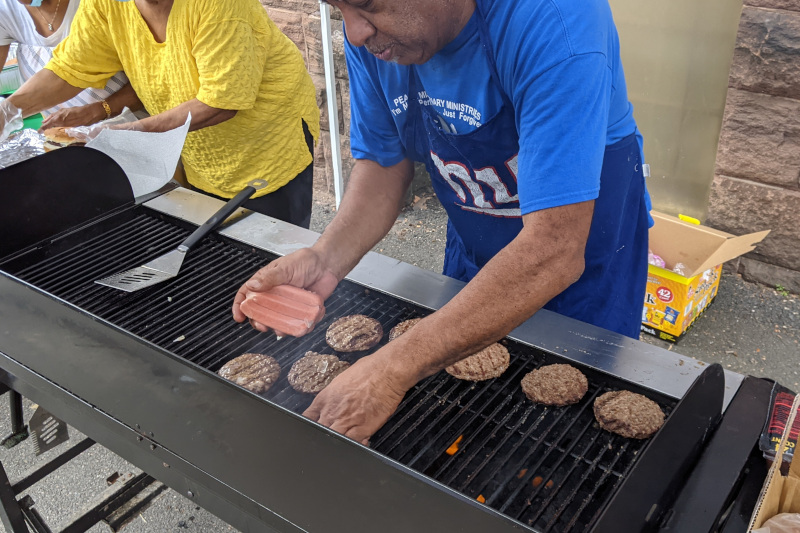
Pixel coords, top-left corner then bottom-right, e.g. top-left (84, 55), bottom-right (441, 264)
top-left (233, 248), bottom-right (340, 333)
top-left (303, 353), bottom-right (408, 445)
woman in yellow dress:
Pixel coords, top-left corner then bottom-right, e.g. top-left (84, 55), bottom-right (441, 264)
top-left (2, 0), bottom-right (320, 226)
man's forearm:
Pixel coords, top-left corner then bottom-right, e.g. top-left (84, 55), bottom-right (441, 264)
top-left (131, 99), bottom-right (236, 132)
top-left (385, 200), bottom-right (595, 388)
top-left (313, 158), bottom-right (415, 280)
top-left (9, 69), bottom-right (82, 118)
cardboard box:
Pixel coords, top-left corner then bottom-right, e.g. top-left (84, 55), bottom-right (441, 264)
top-left (641, 211), bottom-right (769, 343)
top-left (748, 394), bottom-right (800, 531)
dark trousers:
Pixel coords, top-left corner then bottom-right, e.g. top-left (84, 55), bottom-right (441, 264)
top-left (192, 120), bottom-right (314, 229)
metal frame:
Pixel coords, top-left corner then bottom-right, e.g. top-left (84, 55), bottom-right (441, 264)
top-left (0, 418), bottom-right (164, 533)
top-left (0, 186), bottom-right (756, 533)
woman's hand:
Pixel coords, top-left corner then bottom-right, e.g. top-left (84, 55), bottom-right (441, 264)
top-left (40, 102), bottom-right (106, 129)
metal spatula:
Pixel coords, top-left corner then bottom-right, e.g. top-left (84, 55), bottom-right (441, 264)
top-left (95, 179), bottom-right (267, 292)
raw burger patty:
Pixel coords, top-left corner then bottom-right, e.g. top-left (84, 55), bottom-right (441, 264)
top-left (388, 318), bottom-right (422, 341)
top-left (326, 314), bottom-right (383, 352)
top-left (593, 390), bottom-right (665, 439)
top-left (288, 352), bottom-right (351, 394)
top-left (520, 364), bottom-right (588, 406)
top-left (218, 353), bottom-right (280, 394)
top-left (445, 343), bottom-right (510, 381)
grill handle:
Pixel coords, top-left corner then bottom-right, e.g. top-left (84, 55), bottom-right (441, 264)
top-left (181, 179), bottom-right (268, 250)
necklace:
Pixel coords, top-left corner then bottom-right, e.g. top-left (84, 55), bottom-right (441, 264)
top-left (34, 0), bottom-right (63, 32)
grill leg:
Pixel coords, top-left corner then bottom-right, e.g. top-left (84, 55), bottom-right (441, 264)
top-left (0, 460), bottom-right (28, 533)
top-left (2, 392), bottom-right (29, 449)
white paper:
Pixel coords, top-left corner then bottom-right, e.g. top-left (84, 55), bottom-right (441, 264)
top-left (86, 114), bottom-right (191, 198)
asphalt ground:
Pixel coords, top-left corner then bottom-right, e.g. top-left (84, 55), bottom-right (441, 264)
top-left (0, 180), bottom-right (796, 532)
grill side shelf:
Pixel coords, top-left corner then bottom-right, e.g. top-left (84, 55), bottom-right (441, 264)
top-left (591, 363), bottom-right (726, 533)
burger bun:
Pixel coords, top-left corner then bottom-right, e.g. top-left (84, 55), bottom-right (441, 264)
top-left (42, 127), bottom-right (86, 152)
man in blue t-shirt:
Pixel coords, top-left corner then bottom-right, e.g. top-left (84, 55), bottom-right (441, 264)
top-left (234, 0), bottom-right (651, 443)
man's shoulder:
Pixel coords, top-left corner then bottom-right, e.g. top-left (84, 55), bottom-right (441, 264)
top-left (484, 0), bottom-right (616, 55)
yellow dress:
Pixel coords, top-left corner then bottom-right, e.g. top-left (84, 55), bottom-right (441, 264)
top-left (46, 0), bottom-right (320, 198)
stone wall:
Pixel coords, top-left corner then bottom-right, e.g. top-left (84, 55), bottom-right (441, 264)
top-left (260, 0), bottom-right (352, 194)
top-left (708, 0), bottom-right (800, 292)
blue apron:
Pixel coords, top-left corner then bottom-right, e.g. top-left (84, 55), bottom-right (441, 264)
top-left (401, 0), bottom-right (649, 338)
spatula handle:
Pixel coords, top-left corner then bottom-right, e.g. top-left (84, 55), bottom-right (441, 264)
top-left (181, 179), bottom-right (268, 250)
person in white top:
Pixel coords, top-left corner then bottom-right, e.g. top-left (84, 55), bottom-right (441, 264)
top-left (0, 0), bottom-right (142, 128)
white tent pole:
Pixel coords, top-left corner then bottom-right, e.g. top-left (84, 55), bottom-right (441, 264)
top-left (319, 1), bottom-right (343, 209)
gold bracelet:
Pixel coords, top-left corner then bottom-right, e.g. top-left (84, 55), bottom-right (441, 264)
top-left (101, 100), bottom-right (112, 119)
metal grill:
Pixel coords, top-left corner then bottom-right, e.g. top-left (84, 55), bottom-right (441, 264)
top-left (2, 207), bottom-right (676, 533)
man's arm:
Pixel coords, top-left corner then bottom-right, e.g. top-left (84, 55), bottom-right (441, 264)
top-left (313, 158), bottom-right (416, 279)
top-left (388, 200), bottom-right (593, 383)
top-left (232, 157), bottom-right (415, 327)
top-left (304, 199), bottom-right (594, 443)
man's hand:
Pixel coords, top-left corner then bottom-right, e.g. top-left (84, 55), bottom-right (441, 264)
top-left (40, 102), bottom-right (106, 129)
top-left (303, 353), bottom-right (409, 444)
top-left (233, 248), bottom-right (340, 333)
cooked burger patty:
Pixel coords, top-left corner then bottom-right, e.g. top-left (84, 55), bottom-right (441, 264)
top-left (388, 318), bottom-right (422, 341)
top-left (593, 390), bottom-right (665, 439)
top-left (218, 353), bottom-right (281, 394)
top-left (288, 352), bottom-right (350, 394)
top-left (520, 364), bottom-right (588, 406)
top-left (326, 314), bottom-right (383, 352)
top-left (445, 343), bottom-right (510, 381)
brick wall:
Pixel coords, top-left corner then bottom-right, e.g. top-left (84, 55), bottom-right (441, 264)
top-left (708, 0), bottom-right (800, 292)
top-left (260, 0), bottom-right (353, 194)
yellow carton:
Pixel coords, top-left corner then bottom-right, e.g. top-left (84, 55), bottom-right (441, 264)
top-left (748, 394), bottom-right (800, 530)
top-left (641, 212), bottom-right (769, 343)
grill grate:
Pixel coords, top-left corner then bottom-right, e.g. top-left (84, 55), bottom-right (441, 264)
top-left (3, 207), bottom-right (676, 533)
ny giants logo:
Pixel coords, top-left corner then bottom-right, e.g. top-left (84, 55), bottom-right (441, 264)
top-left (430, 152), bottom-right (522, 218)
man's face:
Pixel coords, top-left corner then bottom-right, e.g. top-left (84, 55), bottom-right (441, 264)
top-left (327, 0), bottom-right (473, 66)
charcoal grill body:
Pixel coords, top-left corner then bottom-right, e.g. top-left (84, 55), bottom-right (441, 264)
top-left (0, 151), bottom-right (769, 533)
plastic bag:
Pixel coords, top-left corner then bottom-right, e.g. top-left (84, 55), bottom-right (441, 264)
top-left (752, 513), bottom-right (800, 533)
top-left (0, 97), bottom-right (23, 143)
top-left (648, 250), bottom-right (666, 268)
top-left (672, 262), bottom-right (688, 276)
top-left (65, 107), bottom-right (141, 142)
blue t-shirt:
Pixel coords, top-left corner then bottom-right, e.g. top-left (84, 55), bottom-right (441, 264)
top-left (346, 0), bottom-right (638, 215)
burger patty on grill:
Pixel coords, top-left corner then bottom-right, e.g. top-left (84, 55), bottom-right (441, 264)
top-left (288, 352), bottom-right (350, 394)
top-left (520, 364), bottom-right (588, 406)
top-left (445, 343), bottom-right (510, 381)
top-left (218, 353), bottom-right (281, 394)
top-left (593, 390), bottom-right (665, 439)
top-left (388, 318), bottom-right (422, 341)
top-left (326, 314), bottom-right (383, 352)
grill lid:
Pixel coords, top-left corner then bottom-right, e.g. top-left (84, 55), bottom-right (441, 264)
top-left (0, 148), bottom-right (133, 260)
